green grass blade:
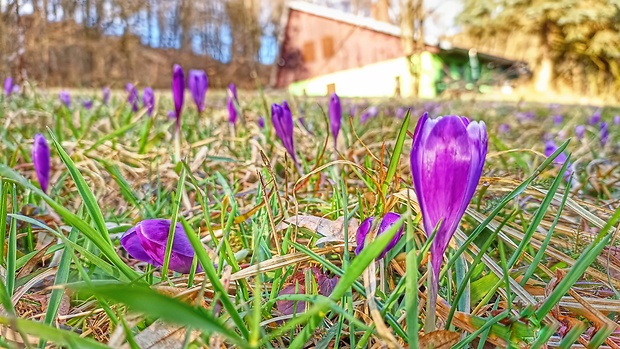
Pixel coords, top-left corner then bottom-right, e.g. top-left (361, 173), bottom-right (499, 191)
top-left (76, 283), bottom-right (248, 347)
top-left (161, 164), bottom-right (186, 277)
top-left (6, 185), bottom-right (17, 296)
top-left (379, 110), bottom-right (410, 211)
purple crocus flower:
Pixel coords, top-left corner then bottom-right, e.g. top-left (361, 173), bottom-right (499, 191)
top-left (544, 140), bottom-right (573, 179)
top-left (32, 134), bottom-right (51, 193)
top-left (172, 64), bottom-right (185, 125)
top-left (271, 101), bottom-right (297, 163)
top-left (188, 70), bottom-right (208, 112)
top-left (102, 87), bottom-right (110, 105)
top-left (553, 115), bottom-right (563, 125)
top-left (4, 77), bottom-right (13, 97)
top-left (410, 113), bottom-right (487, 304)
top-left (258, 116), bottom-right (265, 129)
top-left (227, 83), bottom-right (238, 124)
top-left (349, 105), bottom-right (358, 118)
top-left (120, 219), bottom-right (200, 274)
top-left (600, 122), bottom-right (609, 146)
top-left (589, 111), bottom-right (601, 125)
top-left (516, 111), bottom-right (535, 122)
top-left (83, 99), bottom-right (93, 110)
top-left (360, 106), bottom-right (378, 123)
top-left (59, 91), bottom-right (71, 108)
top-left (614, 115), bottom-right (620, 125)
top-left (575, 125), bottom-right (585, 140)
top-left (498, 123), bottom-right (510, 134)
top-left (544, 140), bottom-right (569, 164)
top-left (329, 93), bottom-right (342, 146)
top-left (142, 87), bottom-right (155, 117)
top-left (126, 83), bottom-right (139, 112)
top-left (354, 212), bottom-right (404, 259)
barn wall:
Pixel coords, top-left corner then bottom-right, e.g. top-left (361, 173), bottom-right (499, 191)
top-left (287, 52), bottom-right (443, 98)
top-left (275, 9), bottom-right (403, 88)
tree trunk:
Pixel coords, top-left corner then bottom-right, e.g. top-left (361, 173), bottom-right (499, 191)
top-left (534, 23), bottom-right (553, 93)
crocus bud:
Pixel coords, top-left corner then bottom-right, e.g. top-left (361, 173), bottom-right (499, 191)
top-left (355, 212), bottom-right (404, 259)
top-left (142, 87), bottom-right (155, 117)
top-left (227, 83), bottom-right (238, 124)
top-left (4, 77), bottom-right (13, 97)
top-left (589, 112), bottom-right (601, 125)
top-left (553, 115), bottom-right (563, 125)
top-left (83, 100), bottom-right (93, 110)
top-left (600, 122), bottom-right (609, 146)
top-left (544, 140), bottom-right (573, 178)
top-left (498, 123), bottom-right (510, 134)
top-left (102, 86), bottom-right (110, 105)
top-left (32, 134), bottom-right (51, 193)
top-left (188, 70), bottom-right (208, 113)
top-left (329, 93), bottom-right (341, 146)
top-left (59, 91), bottom-right (71, 108)
top-left (258, 116), bottom-right (265, 129)
top-left (126, 83), bottom-right (139, 112)
top-left (411, 113), bottom-right (487, 292)
top-left (120, 219), bottom-right (200, 274)
top-left (575, 125), bottom-right (585, 140)
top-left (172, 64), bottom-right (185, 125)
top-left (271, 101), bottom-right (297, 164)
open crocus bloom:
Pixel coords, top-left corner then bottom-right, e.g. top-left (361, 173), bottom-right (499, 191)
top-left (120, 219), bottom-right (200, 274)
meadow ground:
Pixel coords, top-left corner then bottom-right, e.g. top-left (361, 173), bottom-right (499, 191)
top-left (1, 88), bottom-right (620, 348)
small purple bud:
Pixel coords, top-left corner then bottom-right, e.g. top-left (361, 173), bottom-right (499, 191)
top-left (227, 83), bottom-right (238, 124)
top-left (120, 219), bottom-right (201, 274)
top-left (575, 125), bottom-right (585, 140)
top-left (498, 123), bottom-right (510, 134)
top-left (329, 93), bottom-right (342, 145)
top-left (355, 212), bottom-right (404, 259)
top-left (142, 87), bottom-right (155, 117)
top-left (258, 116), bottom-right (265, 129)
top-left (553, 115), bottom-right (563, 125)
top-left (600, 122), bottom-right (609, 146)
top-left (4, 77), bottom-right (13, 97)
top-left (102, 86), bottom-right (110, 105)
top-left (544, 140), bottom-right (573, 178)
top-left (83, 99), bottom-right (93, 110)
top-left (126, 83), bottom-right (139, 112)
top-left (360, 106), bottom-right (378, 123)
top-left (32, 134), bottom-right (51, 193)
top-left (172, 64), bottom-right (185, 125)
top-left (59, 91), bottom-right (71, 108)
top-left (589, 112), bottom-right (601, 125)
top-left (188, 70), bottom-right (208, 113)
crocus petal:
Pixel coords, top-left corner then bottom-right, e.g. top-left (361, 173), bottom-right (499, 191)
top-left (354, 213), bottom-right (404, 259)
top-left (102, 87), bottom-right (110, 104)
top-left (411, 114), bottom-right (487, 280)
top-left (271, 101), bottom-right (297, 163)
top-left (227, 83), bottom-right (238, 124)
top-left (575, 125), bottom-right (585, 140)
top-left (329, 93), bottom-right (342, 145)
top-left (142, 87), bottom-right (155, 117)
top-left (188, 70), bottom-right (208, 113)
top-left (4, 77), bottom-right (13, 97)
top-left (120, 227), bottom-right (157, 265)
top-left (32, 134), bottom-right (51, 193)
top-left (133, 219), bottom-right (198, 274)
top-left (59, 91), bottom-right (71, 108)
top-left (172, 64), bottom-right (185, 124)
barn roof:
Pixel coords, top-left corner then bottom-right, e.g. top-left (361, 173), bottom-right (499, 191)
top-left (286, 1), bottom-right (402, 38)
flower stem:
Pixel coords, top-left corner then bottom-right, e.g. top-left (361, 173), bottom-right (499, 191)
top-left (174, 124), bottom-right (181, 163)
top-left (425, 263), bottom-right (438, 334)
